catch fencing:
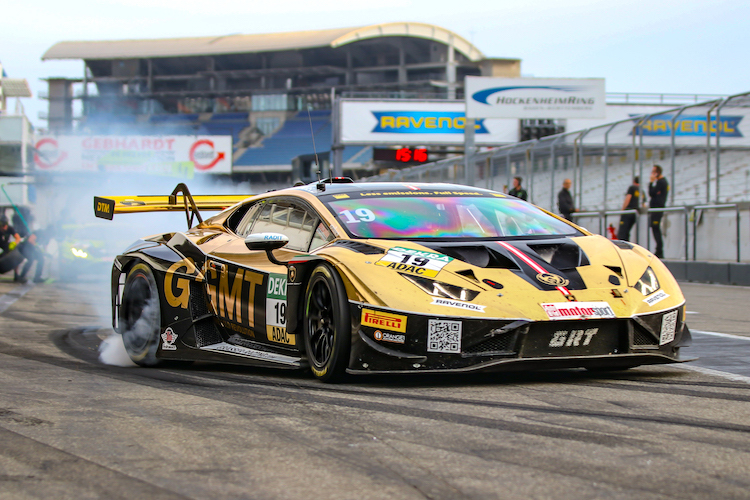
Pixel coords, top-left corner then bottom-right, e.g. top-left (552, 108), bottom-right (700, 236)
top-left (362, 92), bottom-right (750, 261)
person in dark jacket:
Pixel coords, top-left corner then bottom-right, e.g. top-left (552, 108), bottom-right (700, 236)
top-left (617, 176), bottom-right (640, 241)
top-left (0, 215), bottom-right (21, 254)
top-left (557, 178), bottom-right (576, 221)
top-left (508, 176), bottom-right (528, 201)
top-left (648, 165), bottom-right (669, 258)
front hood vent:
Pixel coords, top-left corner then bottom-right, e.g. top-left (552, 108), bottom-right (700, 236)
top-left (424, 244), bottom-right (519, 270)
top-left (527, 242), bottom-right (589, 270)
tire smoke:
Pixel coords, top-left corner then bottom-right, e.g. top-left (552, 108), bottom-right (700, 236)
top-left (98, 334), bottom-right (137, 366)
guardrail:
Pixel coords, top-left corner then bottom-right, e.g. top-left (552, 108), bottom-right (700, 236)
top-left (692, 204), bottom-right (741, 262)
top-left (572, 205), bottom-right (742, 262)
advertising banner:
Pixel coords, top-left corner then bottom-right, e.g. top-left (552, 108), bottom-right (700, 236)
top-left (465, 77), bottom-right (606, 119)
top-left (33, 135), bottom-right (233, 175)
top-left (340, 100), bottom-right (518, 145)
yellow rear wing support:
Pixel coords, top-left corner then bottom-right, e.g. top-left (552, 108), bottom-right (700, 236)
top-left (94, 183), bottom-right (250, 229)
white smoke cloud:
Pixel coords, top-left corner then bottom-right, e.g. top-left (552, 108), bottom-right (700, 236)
top-left (98, 334), bottom-right (137, 366)
top-left (99, 294), bottom-right (160, 367)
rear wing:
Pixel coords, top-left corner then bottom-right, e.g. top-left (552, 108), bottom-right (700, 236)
top-left (94, 183), bottom-right (250, 229)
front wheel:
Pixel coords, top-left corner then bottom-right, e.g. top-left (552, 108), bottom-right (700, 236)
top-left (303, 264), bottom-right (351, 382)
top-left (119, 263), bottom-right (162, 366)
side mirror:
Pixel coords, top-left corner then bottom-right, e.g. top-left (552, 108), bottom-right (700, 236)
top-left (245, 233), bottom-right (289, 267)
top-left (244, 233), bottom-right (289, 251)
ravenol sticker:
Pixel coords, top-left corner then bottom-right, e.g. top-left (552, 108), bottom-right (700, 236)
top-left (643, 290), bottom-right (669, 307)
top-left (361, 309), bottom-right (407, 333)
top-left (541, 302), bottom-right (616, 320)
top-left (266, 273), bottom-right (295, 345)
top-left (161, 327), bottom-right (178, 351)
top-left (430, 298), bottom-right (486, 313)
top-left (375, 247), bottom-right (453, 278)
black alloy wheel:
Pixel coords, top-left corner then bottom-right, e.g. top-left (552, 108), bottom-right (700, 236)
top-left (120, 263), bottom-right (162, 366)
top-left (303, 264), bottom-right (350, 382)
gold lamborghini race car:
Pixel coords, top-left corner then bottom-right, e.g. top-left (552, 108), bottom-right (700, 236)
top-left (94, 180), bottom-right (691, 382)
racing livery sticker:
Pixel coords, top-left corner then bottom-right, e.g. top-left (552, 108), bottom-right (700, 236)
top-left (161, 327), bottom-right (178, 350)
top-left (430, 298), bottom-right (486, 313)
top-left (361, 309), bottom-right (407, 333)
top-left (375, 247), bottom-right (453, 278)
top-left (660, 310), bottom-right (679, 345)
top-left (266, 273), bottom-right (294, 345)
top-left (549, 328), bottom-right (599, 348)
top-left (427, 319), bottom-right (461, 353)
top-left (541, 302), bottom-right (616, 320)
top-left (373, 330), bottom-right (406, 344)
top-left (643, 290), bottom-right (669, 307)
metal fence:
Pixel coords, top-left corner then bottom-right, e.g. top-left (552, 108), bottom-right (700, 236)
top-left (364, 92), bottom-right (750, 216)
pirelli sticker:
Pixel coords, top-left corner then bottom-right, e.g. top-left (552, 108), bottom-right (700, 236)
top-left (361, 308), bottom-right (407, 333)
top-left (266, 273), bottom-right (295, 345)
top-left (375, 247), bottom-right (452, 278)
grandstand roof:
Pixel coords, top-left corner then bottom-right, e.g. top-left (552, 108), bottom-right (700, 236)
top-left (42, 22), bottom-right (484, 62)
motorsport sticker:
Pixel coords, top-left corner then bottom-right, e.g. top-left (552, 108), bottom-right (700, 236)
top-left (541, 302), bottom-right (616, 320)
top-left (430, 298), bottom-right (486, 313)
top-left (361, 309), bottom-right (407, 333)
top-left (375, 247), bottom-right (453, 278)
top-left (161, 327), bottom-right (178, 350)
top-left (643, 290), bottom-right (669, 307)
top-left (660, 310), bottom-right (679, 345)
top-left (373, 330), bottom-right (406, 344)
top-left (266, 273), bottom-right (295, 345)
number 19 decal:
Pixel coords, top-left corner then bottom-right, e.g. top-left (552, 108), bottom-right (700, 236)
top-left (266, 273), bottom-right (295, 345)
top-left (339, 208), bottom-right (375, 223)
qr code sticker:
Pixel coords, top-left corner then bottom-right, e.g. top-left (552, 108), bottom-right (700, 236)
top-left (427, 319), bottom-right (462, 353)
top-left (660, 310), bottom-right (678, 345)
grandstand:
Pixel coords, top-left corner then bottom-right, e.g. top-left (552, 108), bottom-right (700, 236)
top-left (40, 23), bottom-right (519, 186)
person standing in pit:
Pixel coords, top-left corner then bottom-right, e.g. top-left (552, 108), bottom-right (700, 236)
top-left (648, 165), bottom-right (669, 258)
top-left (617, 176), bottom-right (640, 241)
top-left (508, 176), bottom-right (528, 201)
top-left (557, 178), bottom-right (576, 221)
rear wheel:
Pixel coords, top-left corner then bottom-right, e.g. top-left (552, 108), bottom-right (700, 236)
top-left (303, 264), bottom-right (350, 382)
top-left (119, 263), bottom-right (162, 366)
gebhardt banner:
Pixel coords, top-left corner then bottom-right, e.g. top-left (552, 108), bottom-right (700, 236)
top-left (33, 135), bottom-right (233, 175)
top-left (340, 100), bottom-right (518, 145)
top-left (465, 77), bottom-right (607, 119)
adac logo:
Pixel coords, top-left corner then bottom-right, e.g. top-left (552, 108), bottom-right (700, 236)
top-left (34, 138), bottom-right (68, 169)
top-left (536, 272), bottom-right (569, 287)
top-left (189, 139), bottom-right (226, 171)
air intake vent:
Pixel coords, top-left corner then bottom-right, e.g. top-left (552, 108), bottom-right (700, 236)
top-left (463, 333), bottom-right (517, 356)
top-left (527, 242), bottom-right (589, 269)
top-left (425, 245), bottom-right (519, 269)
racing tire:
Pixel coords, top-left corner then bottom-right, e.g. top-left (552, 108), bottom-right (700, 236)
top-left (119, 263), bottom-right (162, 367)
top-left (303, 263), bottom-right (351, 383)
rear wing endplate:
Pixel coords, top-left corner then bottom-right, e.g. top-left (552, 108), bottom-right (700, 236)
top-left (94, 183), bottom-right (250, 229)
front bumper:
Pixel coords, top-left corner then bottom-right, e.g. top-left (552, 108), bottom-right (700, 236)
top-left (347, 302), bottom-right (690, 374)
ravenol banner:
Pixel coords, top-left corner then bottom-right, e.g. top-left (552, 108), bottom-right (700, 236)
top-left (630, 114), bottom-right (743, 137)
top-left (340, 100), bottom-right (518, 145)
top-left (465, 77), bottom-right (606, 119)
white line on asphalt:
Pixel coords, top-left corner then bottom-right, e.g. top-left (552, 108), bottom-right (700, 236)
top-left (0, 283), bottom-right (35, 314)
top-left (692, 330), bottom-right (750, 341)
top-left (678, 365), bottom-right (750, 385)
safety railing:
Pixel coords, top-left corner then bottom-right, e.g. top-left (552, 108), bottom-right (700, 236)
top-left (691, 204), bottom-right (740, 262)
top-left (645, 207), bottom-right (691, 261)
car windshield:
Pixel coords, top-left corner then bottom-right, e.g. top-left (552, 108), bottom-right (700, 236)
top-left (326, 195), bottom-right (579, 240)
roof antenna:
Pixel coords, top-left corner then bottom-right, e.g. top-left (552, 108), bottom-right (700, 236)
top-left (307, 104), bottom-right (325, 191)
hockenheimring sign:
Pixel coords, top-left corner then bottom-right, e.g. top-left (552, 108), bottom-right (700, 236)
top-left (465, 77), bottom-right (606, 119)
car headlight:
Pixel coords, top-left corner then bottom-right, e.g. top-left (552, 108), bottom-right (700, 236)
top-left (401, 274), bottom-right (480, 301)
top-left (634, 267), bottom-right (659, 295)
top-left (71, 247), bottom-right (89, 259)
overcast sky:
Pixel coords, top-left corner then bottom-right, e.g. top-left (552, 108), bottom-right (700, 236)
top-left (3, 0), bottom-right (748, 129)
